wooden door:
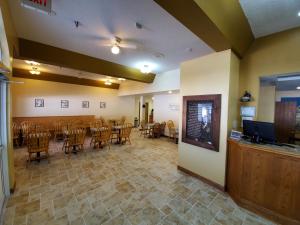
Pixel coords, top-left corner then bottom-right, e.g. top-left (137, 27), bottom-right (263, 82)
top-left (274, 102), bottom-right (296, 143)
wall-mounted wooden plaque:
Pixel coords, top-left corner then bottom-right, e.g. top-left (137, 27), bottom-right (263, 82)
top-left (182, 94), bottom-right (221, 151)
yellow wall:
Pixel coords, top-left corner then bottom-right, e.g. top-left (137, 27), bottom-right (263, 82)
top-left (179, 50), bottom-right (239, 187)
top-left (240, 27), bottom-right (300, 116)
top-left (258, 86), bottom-right (275, 122)
top-left (0, 0), bottom-right (18, 69)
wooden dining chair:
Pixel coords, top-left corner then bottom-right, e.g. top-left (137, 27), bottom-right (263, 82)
top-left (160, 122), bottom-right (166, 136)
top-left (27, 131), bottom-right (51, 164)
top-left (167, 120), bottom-right (177, 140)
top-left (94, 127), bottom-right (112, 149)
top-left (119, 123), bottom-right (133, 144)
top-left (149, 123), bottom-right (161, 138)
top-left (21, 121), bottom-right (34, 145)
top-left (62, 128), bottom-right (86, 155)
top-left (12, 122), bottom-right (20, 147)
top-left (54, 121), bottom-right (64, 141)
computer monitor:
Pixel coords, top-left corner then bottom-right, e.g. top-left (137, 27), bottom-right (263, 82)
top-left (243, 120), bottom-right (276, 143)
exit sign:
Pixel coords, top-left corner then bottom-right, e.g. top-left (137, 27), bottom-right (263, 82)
top-left (21, 0), bottom-right (52, 14)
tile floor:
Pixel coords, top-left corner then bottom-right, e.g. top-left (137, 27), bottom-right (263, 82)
top-left (4, 130), bottom-right (276, 225)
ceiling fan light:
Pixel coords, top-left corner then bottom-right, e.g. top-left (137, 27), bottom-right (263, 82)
top-left (141, 65), bottom-right (151, 74)
top-left (111, 45), bottom-right (120, 54)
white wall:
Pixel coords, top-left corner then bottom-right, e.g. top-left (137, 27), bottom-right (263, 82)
top-left (118, 69), bottom-right (180, 96)
top-left (179, 50), bottom-right (239, 187)
top-left (153, 93), bottom-right (179, 124)
top-left (12, 78), bottom-right (135, 122)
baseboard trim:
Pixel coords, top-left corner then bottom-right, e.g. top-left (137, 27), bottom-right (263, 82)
top-left (177, 165), bottom-right (225, 192)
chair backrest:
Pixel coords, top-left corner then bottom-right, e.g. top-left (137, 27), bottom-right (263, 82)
top-left (27, 132), bottom-right (51, 152)
top-left (99, 127), bottom-right (112, 142)
top-left (12, 122), bottom-right (20, 137)
top-left (160, 122), bottom-right (166, 134)
top-left (120, 123), bottom-right (133, 137)
top-left (167, 120), bottom-right (175, 129)
top-left (66, 128), bottom-right (86, 145)
top-left (153, 123), bottom-right (161, 133)
top-left (120, 116), bottom-right (126, 125)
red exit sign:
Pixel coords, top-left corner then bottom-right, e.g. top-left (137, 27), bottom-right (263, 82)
top-left (21, 0), bottom-right (52, 14)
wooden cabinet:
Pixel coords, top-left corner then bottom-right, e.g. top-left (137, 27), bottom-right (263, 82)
top-left (227, 139), bottom-right (300, 225)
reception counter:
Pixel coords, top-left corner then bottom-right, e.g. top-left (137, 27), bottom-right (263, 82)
top-left (227, 139), bottom-right (300, 225)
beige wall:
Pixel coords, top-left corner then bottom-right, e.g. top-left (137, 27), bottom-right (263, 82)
top-left (240, 27), bottom-right (300, 117)
top-left (258, 86), bottom-right (276, 122)
top-left (179, 50), bottom-right (239, 187)
top-left (12, 78), bottom-right (135, 122)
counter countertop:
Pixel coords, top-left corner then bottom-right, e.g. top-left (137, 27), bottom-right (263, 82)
top-left (229, 138), bottom-right (300, 157)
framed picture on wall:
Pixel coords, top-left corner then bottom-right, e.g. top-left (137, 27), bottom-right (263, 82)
top-left (100, 102), bottom-right (106, 109)
top-left (182, 94), bottom-right (221, 152)
top-left (61, 100), bottom-right (69, 108)
top-left (82, 101), bottom-right (89, 108)
top-left (35, 98), bottom-right (44, 107)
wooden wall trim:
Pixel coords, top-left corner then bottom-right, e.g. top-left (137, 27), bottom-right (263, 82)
top-left (17, 38), bottom-right (155, 83)
top-left (12, 68), bottom-right (120, 89)
top-left (177, 165), bottom-right (225, 192)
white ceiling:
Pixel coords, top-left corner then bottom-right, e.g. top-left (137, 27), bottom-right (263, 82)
top-left (240, 0), bottom-right (300, 38)
top-left (13, 59), bottom-right (125, 84)
top-left (8, 0), bottom-right (213, 74)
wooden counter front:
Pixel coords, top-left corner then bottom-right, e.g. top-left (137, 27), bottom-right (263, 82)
top-left (226, 139), bottom-right (300, 225)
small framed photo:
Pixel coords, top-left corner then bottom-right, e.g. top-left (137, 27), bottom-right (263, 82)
top-left (35, 98), bottom-right (44, 107)
top-left (82, 101), bottom-right (89, 108)
top-left (100, 102), bottom-right (106, 109)
top-left (61, 100), bottom-right (69, 108)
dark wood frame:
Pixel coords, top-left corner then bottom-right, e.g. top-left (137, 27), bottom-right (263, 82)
top-left (100, 102), bottom-right (106, 109)
top-left (82, 101), bottom-right (89, 108)
top-left (182, 94), bottom-right (221, 151)
top-left (61, 100), bottom-right (69, 108)
top-left (35, 98), bottom-right (44, 107)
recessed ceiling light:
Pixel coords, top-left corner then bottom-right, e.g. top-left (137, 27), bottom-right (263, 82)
top-left (297, 86), bottom-right (300, 90)
top-left (168, 90), bottom-right (172, 94)
top-left (111, 45), bottom-right (120, 54)
top-left (298, 11), bottom-right (300, 17)
top-left (141, 65), bottom-right (151, 74)
top-left (151, 97), bottom-right (155, 100)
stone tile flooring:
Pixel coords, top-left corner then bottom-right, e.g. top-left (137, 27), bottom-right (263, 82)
top-left (4, 130), bottom-right (276, 225)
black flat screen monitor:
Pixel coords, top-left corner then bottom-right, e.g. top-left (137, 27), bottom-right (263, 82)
top-left (243, 120), bottom-right (276, 143)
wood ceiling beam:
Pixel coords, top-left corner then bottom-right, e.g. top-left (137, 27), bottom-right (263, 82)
top-left (154, 0), bottom-right (231, 52)
top-left (17, 38), bottom-right (155, 83)
top-left (12, 68), bottom-right (120, 89)
top-left (154, 0), bottom-right (254, 57)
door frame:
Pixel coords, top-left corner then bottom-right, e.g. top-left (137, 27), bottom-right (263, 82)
top-left (0, 79), bottom-right (11, 196)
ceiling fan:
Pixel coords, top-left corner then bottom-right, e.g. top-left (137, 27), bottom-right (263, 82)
top-left (99, 36), bottom-right (137, 54)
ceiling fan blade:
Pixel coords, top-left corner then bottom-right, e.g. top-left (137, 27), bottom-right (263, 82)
top-left (98, 40), bottom-right (113, 46)
top-left (119, 43), bottom-right (137, 49)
